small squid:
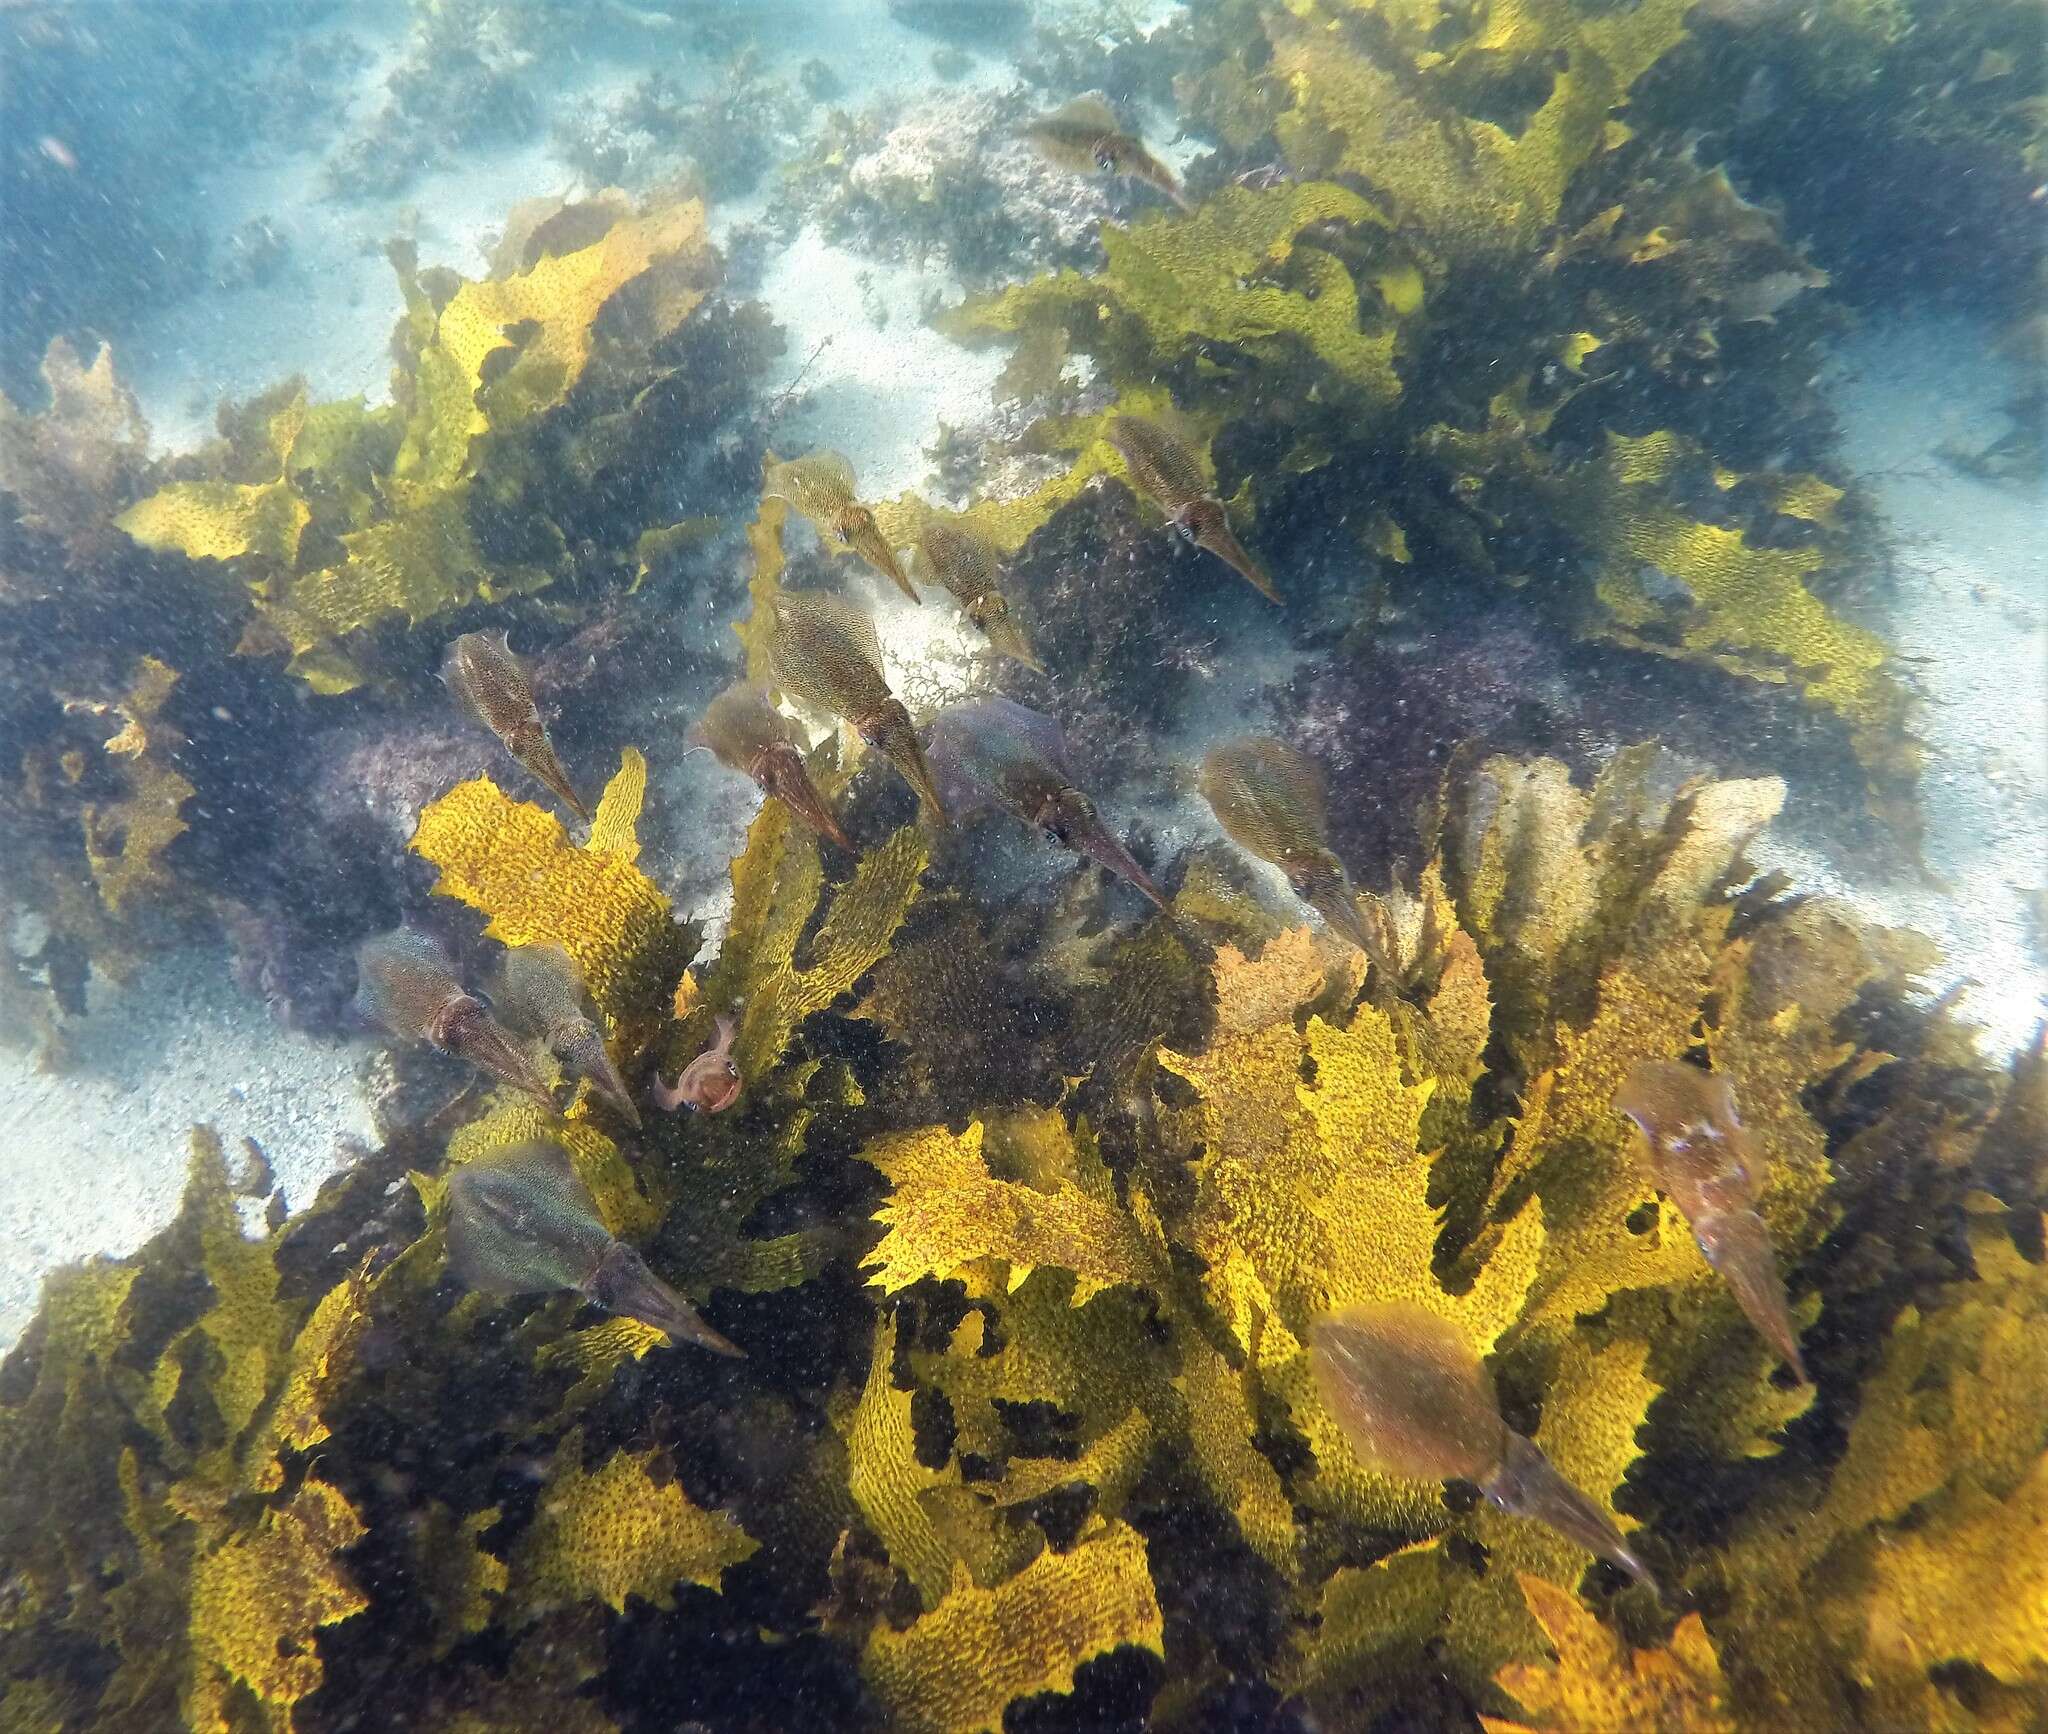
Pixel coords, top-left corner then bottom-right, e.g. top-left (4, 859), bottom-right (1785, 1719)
top-left (355, 929), bottom-right (555, 1112)
top-left (926, 696), bottom-right (1165, 910)
top-left (447, 1140), bottom-right (741, 1357)
top-left (696, 679), bottom-right (853, 851)
top-left (652, 1012), bottom-right (742, 1115)
top-left (1310, 1301), bottom-right (1657, 1591)
top-left (767, 588), bottom-right (949, 825)
top-left (1615, 1059), bottom-right (1810, 1382)
top-left (494, 942), bottom-right (640, 1130)
top-left (442, 630), bottom-right (589, 822)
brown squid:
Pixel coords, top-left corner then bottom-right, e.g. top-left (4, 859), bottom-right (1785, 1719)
top-left (767, 588), bottom-right (948, 825)
top-left (494, 941), bottom-right (640, 1130)
top-left (695, 679), bottom-right (853, 851)
top-left (1108, 413), bottom-right (1280, 603)
top-left (1198, 735), bottom-right (1381, 957)
top-left (651, 1012), bottom-right (742, 1115)
top-left (1310, 1301), bottom-right (1657, 1591)
top-left (1023, 95), bottom-right (1190, 212)
top-left (926, 696), bottom-right (1165, 910)
top-left (912, 521), bottom-right (1045, 672)
top-left (763, 450), bottom-right (921, 604)
top-left (1614, 1059), bottom-right (1810, 1382)
top-left (441, 629), bottom-right (589, 822)
top-left (447, 1139), bottom-right (741, 1357)
top-left (355, 928), bottom-right (555, 1111)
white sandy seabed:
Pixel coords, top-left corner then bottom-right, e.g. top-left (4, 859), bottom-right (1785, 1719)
top-left (3, 12), bottom-right (2043, 1353)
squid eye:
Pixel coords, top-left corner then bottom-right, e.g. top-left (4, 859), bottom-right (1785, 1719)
top-left (1093, 145), bottom-right (1117, 171)
top-left (1042, 824), bottom-right (1068, 847)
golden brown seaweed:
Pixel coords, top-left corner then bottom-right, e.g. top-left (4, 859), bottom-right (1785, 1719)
top-left (441, 630), bottom-right (590, 822)
top-left (696, 679), bottom-right (853, 851)
top-left (1310, 1302), bottom-right (1655, 1590)
top-left (767, 589), bottom-right (948, 824)
top-left (1615, 1059), bottom-right (1810, 1382)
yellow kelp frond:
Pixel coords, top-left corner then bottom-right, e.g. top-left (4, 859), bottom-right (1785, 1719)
top-left (1849, 1459), bottom-right (2048, 1726)
top-left (1272, 0), bottom-right (1692, 255)
top-left (870, 384), bottom-right (1188, 558)
top-left (951, 183), bottom-right (1408, 404)
top-left (73, 654), bottom-right (196, 917)
top-left (732, 490), bottom-right (788, 681)
top-left (1481, 1574), bottom-right (1735, 1734)
top-left (836, 1312), bottom-right (975, 1609)
top-left (509, 1429), bottom-right (757, 1620)
top-left (1179, 1334), bottom-right (1300, 1572)
top-left (0, 1260), bottom-right (141, 1624)
top-left (183, 1475), bottom-right (367, 1734)
top-left (241, 1260), bottom-right (372, 1493)
top-left (0, 335), bottom-right (151, 564)
top-left (862, 1520), bottom-right (1164, 1734)
top-left (254, 482), bottom-right (559, 695)
top-left (1161, 991), bottom-right (1538, 1365)
top-left (116, 380), bottom-right (309, 572)
top-left (137, 1130), bottom-right (285, 1490)
top-left (1447, 747), bottom-right (1781, 1073)
top-left (1705, 900), bottom-right (1887, 1251)
top-left (703, 795), bottom-right (927, 1087)
top-left (859, 1118), bottom-right (1167, 1304)
top-left (397, 196), bottom-right (713, 488)
top-left (1269, 0), bottom-right (1687, 257)
top-left (1578, 430), bottom-right (1909, 767)
top-left (1716, 1207), bottom-right (2048, 1727)
top-left (115, 474), bottom-right (310, 570)
top-left (907, 1261), bottom-right (1176, 1489)
top-left (534, 1316), bottom-right (670, 1412)
top-left (1445, 755), bottom-right (1807, 1342)
top-left (416, 1503), bottom-right (509, 1659)
top-left (1281, 1542), bottom-right (1456, 1726)
top-left (410, 749), bottom-right (693, 1059)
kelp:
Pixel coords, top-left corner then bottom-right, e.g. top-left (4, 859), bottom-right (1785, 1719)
top-left (948, 181), bottom-right (1410, 406)
top-left (1, 6), bottom-right (2040, 1719)
top-left (656, 786), bottom-right (927, 1298)
top-left (3, 730), bottom-right (2041, 1729)
top-left (924, 0), bottom-right (1919, 810)
top-left (1711, 1204), bottom-right (2048, 1729)
top-left (509, 1428), bottom-right (757, 1620)
top-left (110, 192), bottom-right (721, 692)
top-left (1578, 429), bottom-right (1910, 776)
top-left (1482, 1573), bottom-right (1736, 1734)
top-left (67, 654), bottom-right (197, 918)
top-left (0, 336), bottom-right (153, 577)
top-left (410, 746), bottom-right (696, 1061)
top-left (0, 1133), bottom-right (376, 1731)
top-left (1270, 0), bottom-right (1694, 256)
top-left (863, 1519), bottom-right (1164, 1734)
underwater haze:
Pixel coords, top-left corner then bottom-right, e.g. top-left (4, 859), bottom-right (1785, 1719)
top-left (1, 1), bottom-right (2044, 1729)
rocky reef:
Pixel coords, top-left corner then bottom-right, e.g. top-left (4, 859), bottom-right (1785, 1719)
top-left (0, 1), bottom-right (2043, 1731)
